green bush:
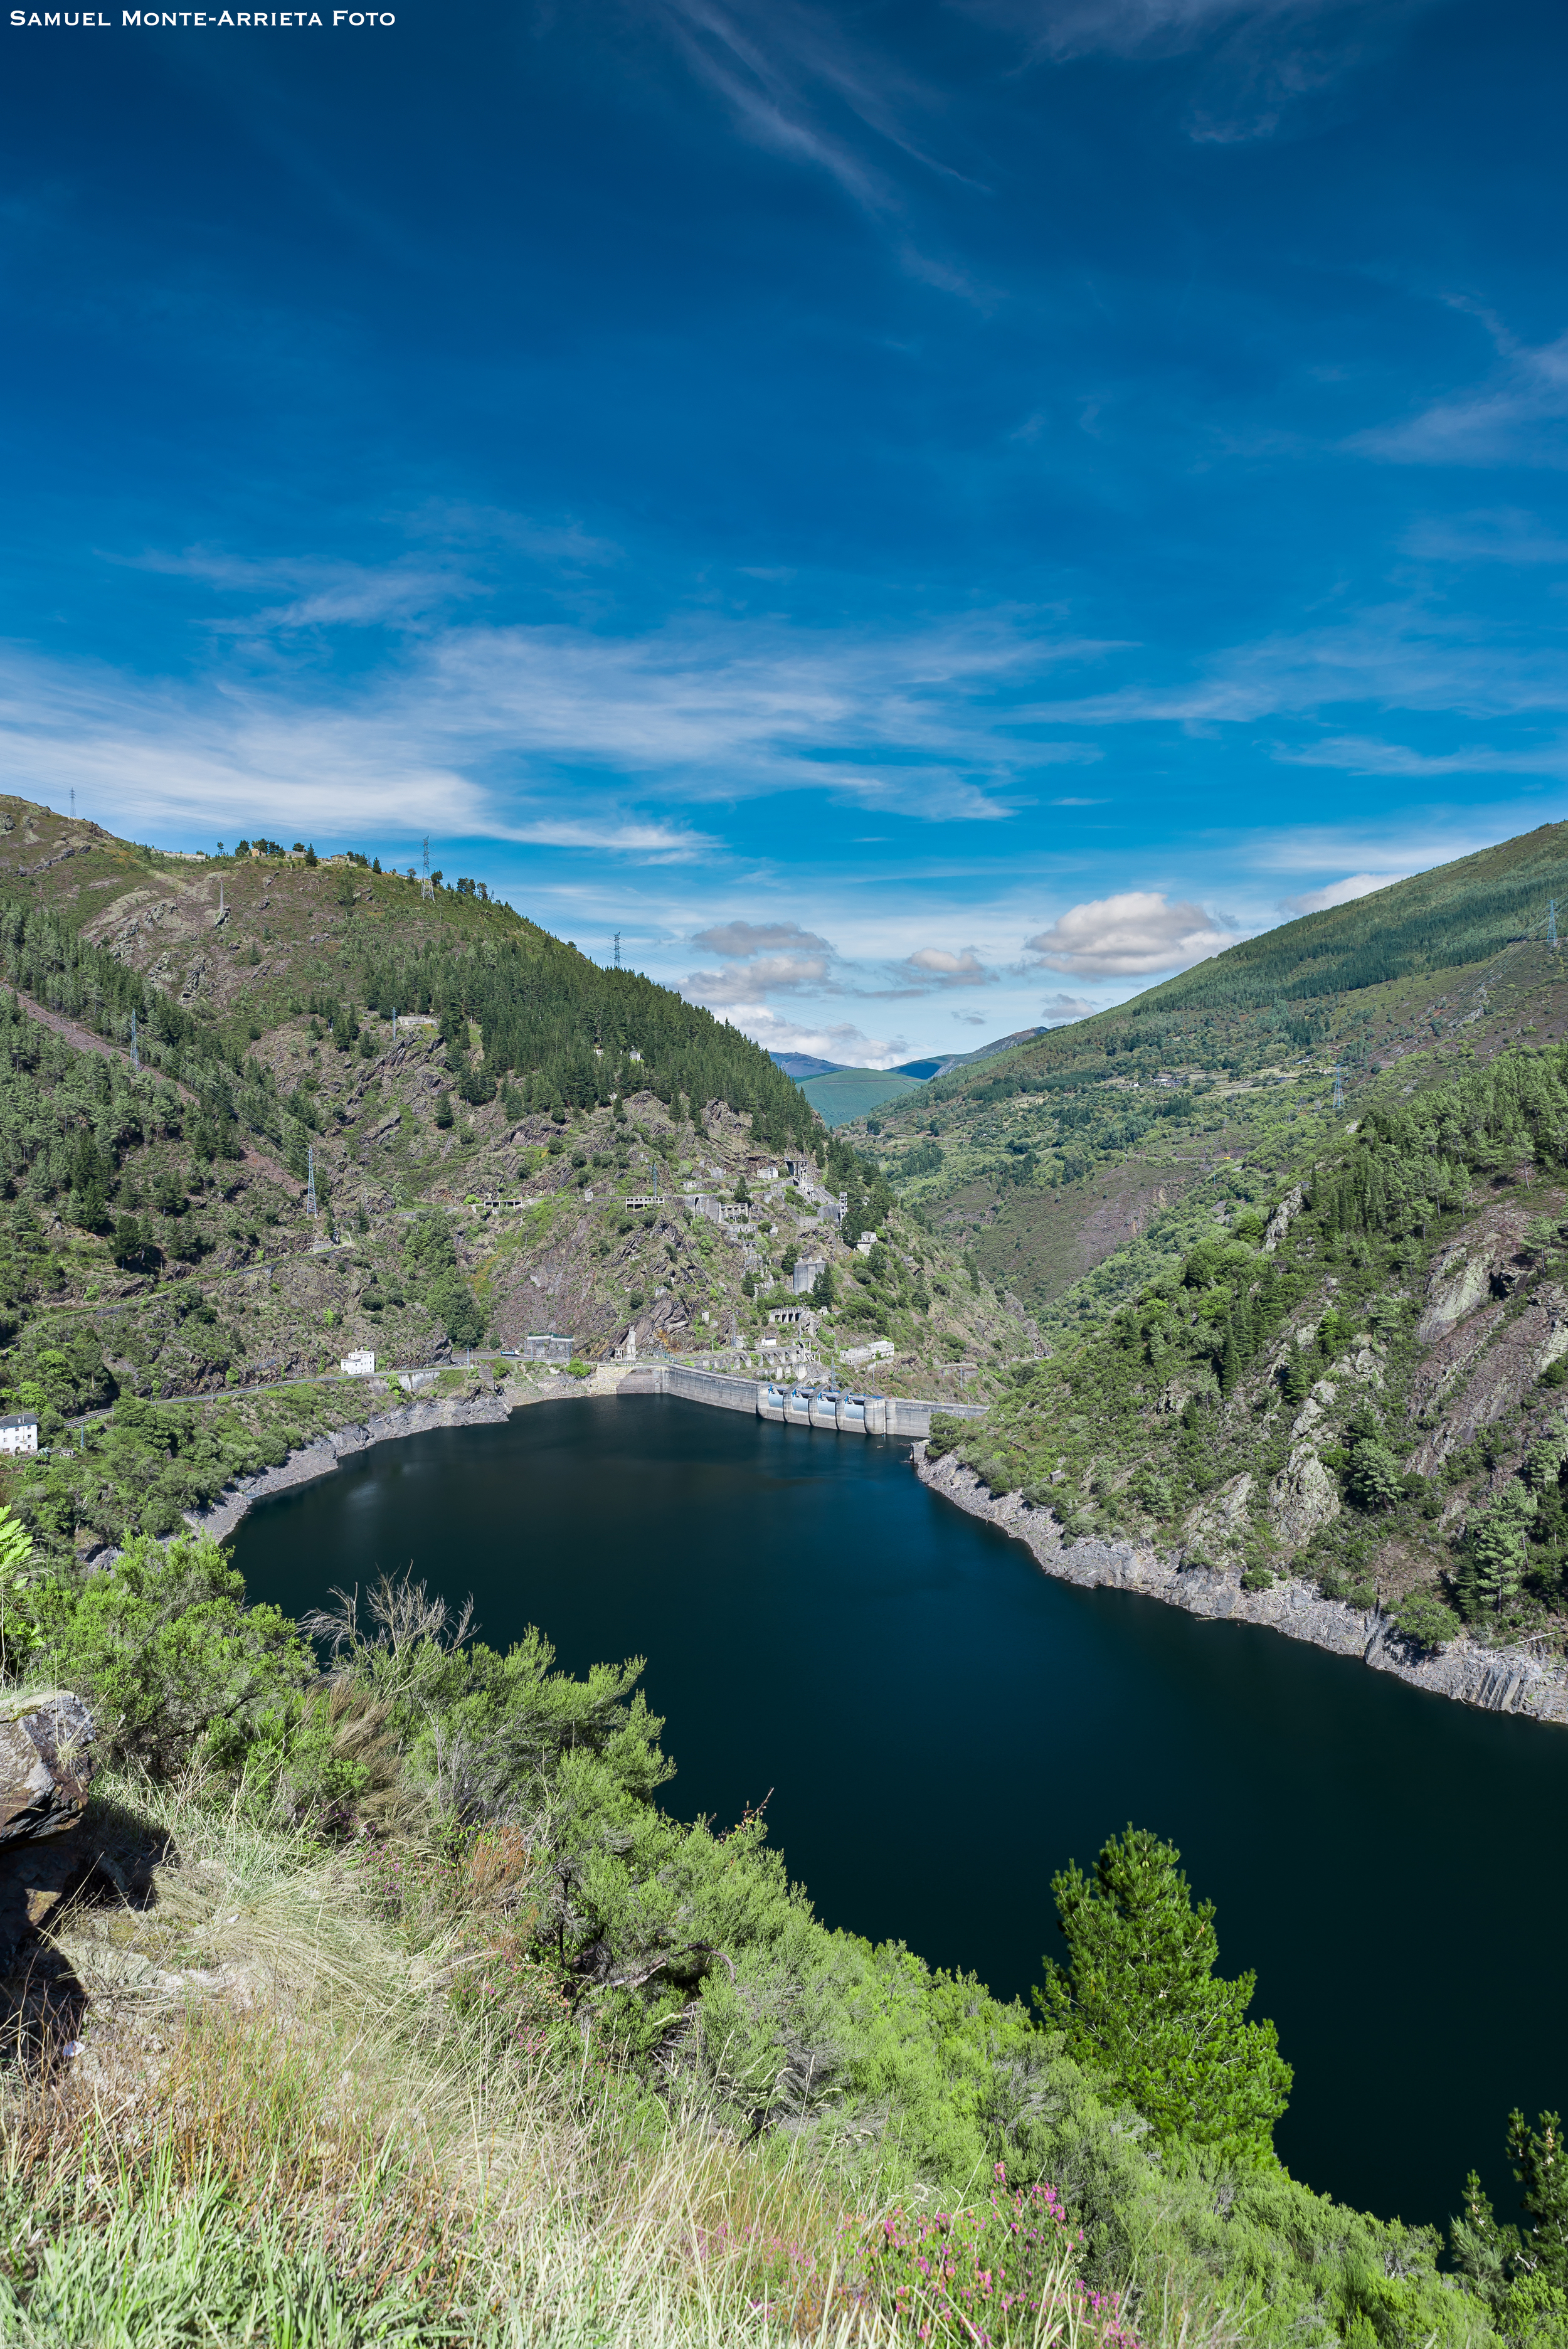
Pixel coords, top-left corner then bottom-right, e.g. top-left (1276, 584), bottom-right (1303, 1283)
top-left (1392, 1588), bottom-right (1462, 1652)
top-left (36, 1531), bottom-right (311, 1780)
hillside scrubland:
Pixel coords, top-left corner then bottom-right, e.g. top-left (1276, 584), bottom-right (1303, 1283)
top-left (0, 1531), bottom-right (1543, 2348)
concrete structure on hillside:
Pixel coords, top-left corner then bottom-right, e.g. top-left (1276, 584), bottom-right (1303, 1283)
top-left (523, 1333), bottom-right (573, 1364)
top-left (0, 1415), bottom-right (38, 1456)
top-left (793, 1258), bottom-right (826, 1296)
top-left (340, 1350), bottom-right (376, 1376)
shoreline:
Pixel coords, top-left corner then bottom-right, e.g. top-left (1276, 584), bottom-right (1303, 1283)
top-left (189, 1374), bottom-right (1559, 1732)
top-left (189, 1361), bottom-right (980, 1542)
top-left (913, 1444), bottom-right (1568, 1725)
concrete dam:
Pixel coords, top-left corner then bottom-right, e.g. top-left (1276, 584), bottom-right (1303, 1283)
top-left (614, 1362), bottom-right (988, 1439)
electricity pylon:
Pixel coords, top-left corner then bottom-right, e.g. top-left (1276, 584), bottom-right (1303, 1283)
top-left (305, 1144), bottom-right (317, 1218)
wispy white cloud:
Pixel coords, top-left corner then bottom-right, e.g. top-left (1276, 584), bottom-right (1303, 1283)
top-left (1024, 601), bottom-right (1568, 729)
top-left (1353, 317), bottom-right (1568, 470)
top-left (1025, 890), bottom-right (1237, 976)
top-left (1276, 870), bottom-right (1409, 916)
top-left (1403, 509), bottom-right (1568, 566)
top-left (0, 644), bottom-right (712, 861)
top-left (0, 604), bottom-right (1121, 849)
top-left (959, 0), bottom-right (1419, 142)
top-left (1271, 733), bottom-right (1568, 779)
top-left (108, 546), bottom-right (487, 635)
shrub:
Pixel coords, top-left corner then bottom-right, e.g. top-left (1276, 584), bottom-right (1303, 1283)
top-left (36, 1531), bottom-right (311, 1779)
top-left (924, 1413), bottom-right (965, 1461)
top-left (1345, 1439), bottom-right (1404, 1513)
top-left (1392, 1589), bottom-right (1462, 1652)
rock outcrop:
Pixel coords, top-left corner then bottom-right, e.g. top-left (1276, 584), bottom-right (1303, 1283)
top-left (914, 1445), bottom-right (1568, 1724)
top-left (0, 1691), bottom-right (95, 1971)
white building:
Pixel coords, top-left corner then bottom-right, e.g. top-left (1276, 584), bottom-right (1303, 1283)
top-left (340, 1350), bottom-right (376, 1376)
top-left (0, 1414), bottom-right (38, 1456)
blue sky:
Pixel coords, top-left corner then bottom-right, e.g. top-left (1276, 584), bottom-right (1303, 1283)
top-left (4, 0), bottom-right (1568, 1063)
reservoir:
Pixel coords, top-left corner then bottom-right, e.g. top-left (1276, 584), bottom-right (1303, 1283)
top-left (231, 1394), bottom-right (1565, 2235)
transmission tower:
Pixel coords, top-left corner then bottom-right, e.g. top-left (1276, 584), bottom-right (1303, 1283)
top-left (421, 837), bottom-right (433, 901)
top-left (130, 1009), bottom-right (138, 1073)
top-left (1550, 899), bottom-right (1559, 952)
top-left (305, 1143), bottom-right (318, 1219)
top-left (1333, 1064), bottom-right (1345, 1112)
top-left (69, 789), bottom-right (75, 824)
top-left (613, 931), bottom-right (621, 969)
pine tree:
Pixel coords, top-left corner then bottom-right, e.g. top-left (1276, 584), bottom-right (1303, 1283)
top-left (1037, 1826), bottom-right (1292, 2165)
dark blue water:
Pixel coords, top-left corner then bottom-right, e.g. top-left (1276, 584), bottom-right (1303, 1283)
top-left (231, 1395), bottom-right (1567, 2234)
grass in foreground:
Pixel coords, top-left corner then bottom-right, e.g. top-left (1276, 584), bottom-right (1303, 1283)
top-left (0, 1773), bottom-right (1220, 2348)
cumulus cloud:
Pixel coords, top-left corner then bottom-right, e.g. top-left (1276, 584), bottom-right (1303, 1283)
top-left (692, 918), bottom-right (831, 957)
top-left (712, 1005), bottom-right (909, 1068)
top-left (1040, 990), bottom-right (1100, 1022)
top-left (1025, 892), bottom-right (1234, 977)
top-left (903, 946), bottom-right (994, 987)
top-left (686, 950), bottom-right (834, 1006)
top-left (1277, 871), bottom-right (1409, 916)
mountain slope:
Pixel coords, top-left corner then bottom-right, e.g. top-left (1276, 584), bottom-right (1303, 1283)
top-left (852, 819), bottom-right (1568, 1664)
top-left (0, 799), bottom-right (1033, 1564)
top-left (800, 1067), bottom-right (926, 1125)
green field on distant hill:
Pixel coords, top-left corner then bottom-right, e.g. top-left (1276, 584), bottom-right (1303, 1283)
top-left (799, 1067), bottom-right (926, 1125)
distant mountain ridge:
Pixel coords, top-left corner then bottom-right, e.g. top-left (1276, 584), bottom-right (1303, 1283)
top-left (770, 1025), bottom-right (1049, 1090)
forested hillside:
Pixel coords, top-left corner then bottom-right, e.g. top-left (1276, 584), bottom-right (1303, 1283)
top-left (855, 820), bottom-right (1568, 1671)
top-left (0, 798), bottom-right (1026, 1569)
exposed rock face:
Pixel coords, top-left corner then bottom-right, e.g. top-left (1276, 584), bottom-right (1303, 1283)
top-left (1181, 1473), bottom-right (1253, 1562)
top-left (1269, 1448), bottom-right (1342, 1545)
top-left (1415, 1206), bottom-right (1534, 1345)
top-left (0, 1694), bottom-right (93, 1845)
top-left (1408, 1278), bottom-right (1568, 1475)
top-left (1261, 1183), bottom-right (1305, 1256)
top-left (0, 1692), bottom-right (95, 1971)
